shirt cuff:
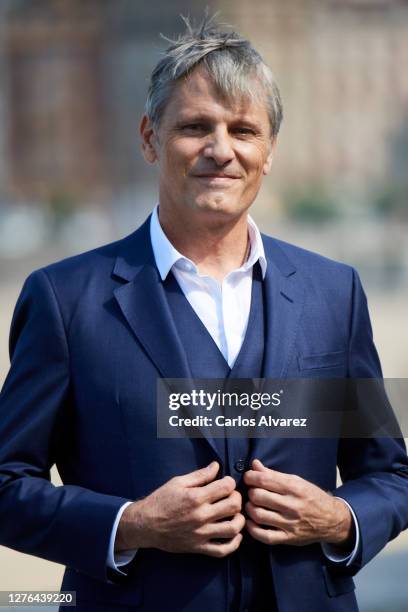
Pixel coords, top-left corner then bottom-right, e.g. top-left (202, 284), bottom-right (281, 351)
top-left (320, 497), bottom-right (360, 566)
top-left (106, 501), bottom-right (138, 574)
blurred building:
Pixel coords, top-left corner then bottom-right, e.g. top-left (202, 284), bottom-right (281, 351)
top-left (0, 0), bottom-right (203, 205)
top-left (0, 0), bottom-right (407, 215)
top-left (221, 0), bottom-right (408, 210)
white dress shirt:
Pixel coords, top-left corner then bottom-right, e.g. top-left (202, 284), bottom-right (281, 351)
top-left (107, 205), bottom-right (360, 573)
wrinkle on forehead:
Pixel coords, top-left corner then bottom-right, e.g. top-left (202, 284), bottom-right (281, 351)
top-left (173, 66), bottom-right (269, 120)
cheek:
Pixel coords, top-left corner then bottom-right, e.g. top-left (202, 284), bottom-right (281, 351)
top-left (245, 157), bottom-right (270, 183)
top-left (238, 144), bottom-right (271, 177)
top-left (163, 139), bottom-right (199, 168)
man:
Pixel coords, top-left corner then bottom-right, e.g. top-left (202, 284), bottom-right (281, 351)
top-left (0, 16), bottom-right (407, 612)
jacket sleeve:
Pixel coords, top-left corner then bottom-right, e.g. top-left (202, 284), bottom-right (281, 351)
top-left (0, 269), bottom-right (130, 582)
top-left (333, 268), bottom-right (408, 575)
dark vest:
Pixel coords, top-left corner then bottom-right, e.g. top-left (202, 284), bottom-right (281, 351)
top-left (164, 263), bottom-right (276, 612)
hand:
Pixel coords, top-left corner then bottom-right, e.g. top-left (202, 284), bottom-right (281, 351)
top-left (243, 459), bottom-right (353, 547)
top-left (115, 461), bottom-right (244, 557)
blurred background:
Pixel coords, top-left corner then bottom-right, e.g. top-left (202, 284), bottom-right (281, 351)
top-left (0, 0), bottom-right (407, 610)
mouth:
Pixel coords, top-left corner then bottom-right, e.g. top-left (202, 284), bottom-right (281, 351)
top-left (192, 173), bottom-right (240, 185)
top-left (194, 172), bottom-right (240, 178)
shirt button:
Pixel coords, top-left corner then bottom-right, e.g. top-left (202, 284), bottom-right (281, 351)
top-left (234, 459), bottom-right (246, 473)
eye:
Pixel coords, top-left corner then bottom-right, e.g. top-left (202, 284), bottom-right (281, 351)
top-left (181, 123), bottom-right (206, 133)
top-left (234, 127), bottom-right (256, 136)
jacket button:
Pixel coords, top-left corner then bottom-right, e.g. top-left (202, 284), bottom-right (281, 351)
top-left (234, 459), bottom-right (246, 473)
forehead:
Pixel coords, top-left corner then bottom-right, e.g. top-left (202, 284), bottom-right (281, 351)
top-left (163, 67), bottom-right (269, 124)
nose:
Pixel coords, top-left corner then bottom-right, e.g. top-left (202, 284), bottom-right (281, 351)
top-left (203, 126), bottom-right (235, 166)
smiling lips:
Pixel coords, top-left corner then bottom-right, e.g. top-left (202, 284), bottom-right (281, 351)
top-left (192, 172), bottom-right (241, 185)
top-left (194, 172), bottom-right (240, 178)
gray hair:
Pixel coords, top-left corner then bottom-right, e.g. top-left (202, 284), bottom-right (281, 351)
top-left (145, 15), bottom-right (283, 137)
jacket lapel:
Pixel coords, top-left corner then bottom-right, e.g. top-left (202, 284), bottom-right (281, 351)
top-left (112, 218), bottom-right (192, 380)
top-left (252, 236), bottom-right (305, 459)
top-left (112, 217), bottom-right (223, 461)
top-left (261, 234), bottom-right (305, 379)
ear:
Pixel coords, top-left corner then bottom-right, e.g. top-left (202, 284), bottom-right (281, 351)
top-left (140, 114), bottom-right (159, 163)
top-left (263, 136), bottom-right (278, 175)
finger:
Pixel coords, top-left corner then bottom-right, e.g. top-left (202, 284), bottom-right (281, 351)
top-left (204, 513), bottom-right (246, 539)
top-left (200, 533), bottom-right (243, 558)
top-left (177, 462), bottom-right (220, 487)
top-left (247, 487), bottom-right (290, 512)
top-left (245, 519), bottom-right (288, 545)
top-left (245, 501), bottom-right (290, 529)
top-left (199, 476), bottom-right (237, 504)
top-left (202, 489), bottom-right (241, 518)
top-left (244, 467), bottom-right (291, 494)
top-left (209, 491), bottom-right (242, 521)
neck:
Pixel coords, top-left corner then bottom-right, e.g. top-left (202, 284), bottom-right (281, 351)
top-left (158, 207), bottom-right (250, 282)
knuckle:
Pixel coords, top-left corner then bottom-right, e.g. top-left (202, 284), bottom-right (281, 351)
top-left (223, 476), bottom-right (236, 491)
top-left (232, 490), bottom-right (242, 505)
top-left (229, 494), bottom-right (242, 513)
top-left (185, 489), bottom-right (201, 508)
top-left (291, 500), bottom-right (302, 518)
top-left (252, 505), bottom-right (262, 520)
top-left (248, 487), bottom-right (260, 503)
top-left (195, 527), bottom-right (210, 543)
top-left (218, 483), bottom-right (233, 499)
top-left (222, 486), bottom-right (232, 499)
top-left (238, 513), bottom-right (246, 529)
top-left (184, 487), bottom-right (194, 501)
top-left (290, 474), bottom-right (302, 491)
top-left (225, 475), bottom-right (236, 487)
top-left (231, 502), bottom-right (241, 516)
top-left (254, 507), bottom-right (265, 523)
top-left (228, 514), bottom-right (245, 538)
top-left (230, 517), bottom-right (242, 535)
top-left (200, 502), bottom-right (212, 522)
top-left (192, 506), bottom-right (207, 526)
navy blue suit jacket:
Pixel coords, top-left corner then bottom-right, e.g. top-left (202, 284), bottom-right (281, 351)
top-left (1, 216), bottom-right (408, 612)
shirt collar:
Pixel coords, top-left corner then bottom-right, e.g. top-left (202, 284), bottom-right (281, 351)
top-left (150, 203), bottom-right (267, 281)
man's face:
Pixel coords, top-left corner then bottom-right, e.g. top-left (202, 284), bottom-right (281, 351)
top-left (141, 67), bottom-right (276, 223)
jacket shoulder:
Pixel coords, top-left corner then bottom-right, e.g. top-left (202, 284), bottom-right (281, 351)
top-left (19, 219), bottom-right (151, 326)
top-left (32, 215), bottom-right (150, 285)
top-left (262, 233), bottom-right (355, 280)
top-left (41, 234), bottom-right (133, 280)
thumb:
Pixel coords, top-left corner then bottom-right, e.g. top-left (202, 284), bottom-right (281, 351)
top-left (179, 461), bottom-right (220, 487)
top-left (252, 458), bottom-right (268, 471)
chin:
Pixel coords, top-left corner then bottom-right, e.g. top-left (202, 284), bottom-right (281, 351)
top-left (193, 193), bottom-right (242, 216)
